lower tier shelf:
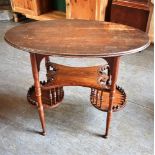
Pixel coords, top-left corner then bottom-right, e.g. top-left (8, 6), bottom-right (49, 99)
top-left (27, 82), bottom-right (127, 112)
top-left (27, 81), bottom-right (64, 109)
top-left (90, 86), bottom-right (127, 112)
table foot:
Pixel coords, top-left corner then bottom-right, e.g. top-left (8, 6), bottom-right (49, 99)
top-left (27, 81), bottom-right (64, 109)
top-left (40, 131), bottom-right (46, 136)
top-left (90, 85), bottom-right (127, 112)
top-left (103, 135), bottom-right (108, 139)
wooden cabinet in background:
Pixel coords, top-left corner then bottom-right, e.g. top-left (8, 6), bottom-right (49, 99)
top-left (10, 0), bottom-right (107, 22)
top-left (110, 0), bottom-right (153, 32)
top-left (11, 0), bottom-right (65, 21)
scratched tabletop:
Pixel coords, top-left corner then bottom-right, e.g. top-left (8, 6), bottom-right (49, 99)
top-left (5, 19), bottom-right (150, 57)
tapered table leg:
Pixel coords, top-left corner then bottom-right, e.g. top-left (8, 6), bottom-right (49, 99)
top-left (30, 53), bottom-right (46, 136)
top-left (104, 57), bottom-right (120, 138)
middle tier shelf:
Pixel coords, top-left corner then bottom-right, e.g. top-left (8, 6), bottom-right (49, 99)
top-left (42, 62), bottom-right (111, 90)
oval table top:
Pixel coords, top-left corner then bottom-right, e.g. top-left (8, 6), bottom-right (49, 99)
top-left (5, 19), bottom-right (150, 57)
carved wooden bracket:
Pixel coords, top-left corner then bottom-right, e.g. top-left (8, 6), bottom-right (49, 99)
top-left (46, 62), bottom-right (57, 82)
top-left (97, 64), bottom-right (110, 87)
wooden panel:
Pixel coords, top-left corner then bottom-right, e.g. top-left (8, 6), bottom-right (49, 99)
top-left (11, 0), bottom-right (52, 16)
top-left (66, 0), bottom-right (96, 20)
top-left (112, 0), bottom-right (151, 10)
top-left (66, 0), bottom-right (71, 18)
top-left (66, 0), bottom-right (107, 21)
top-left (36, 0), bottom-right (52, 14)
top-left (111, 5), bottom-right (149, 31)
top-left (111, 1), bottom-right (153, 32)
top-left (11, 0), bottom-right (36, 15)
top-left (96, 0), bottom-right (108, 20)
top-left (114, 0), bottom-right (150, 5)
top-left (12, 0), bottom-right (33, 10)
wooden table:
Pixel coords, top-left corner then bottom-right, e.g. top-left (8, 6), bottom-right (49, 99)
top-left (4, 19), bottom-right (150, 138)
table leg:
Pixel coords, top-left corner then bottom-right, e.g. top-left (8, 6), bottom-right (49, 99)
top-left (104, 57), bottom-right (120, 138)
top-left (30, 53), bottom-right (46, 136)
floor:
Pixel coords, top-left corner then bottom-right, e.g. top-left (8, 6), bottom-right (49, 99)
top-left (0, 20), bottom-right (154, 155)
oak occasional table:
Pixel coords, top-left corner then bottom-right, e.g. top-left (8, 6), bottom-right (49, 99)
top-left (4, 19), bottom-right (150, 138)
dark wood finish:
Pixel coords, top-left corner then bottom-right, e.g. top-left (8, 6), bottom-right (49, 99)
top-left (5, 20), bottom-right (149, 138)
top-left (105, 0), bottom-right (113, 21)
top-left (5, 20), bottom-right (150, 58)
top-left (110, 0), bottom-right (153, 32)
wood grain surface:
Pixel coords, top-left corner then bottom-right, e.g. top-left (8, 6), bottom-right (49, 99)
top-left (5, 19), bottom-right (150, 57)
